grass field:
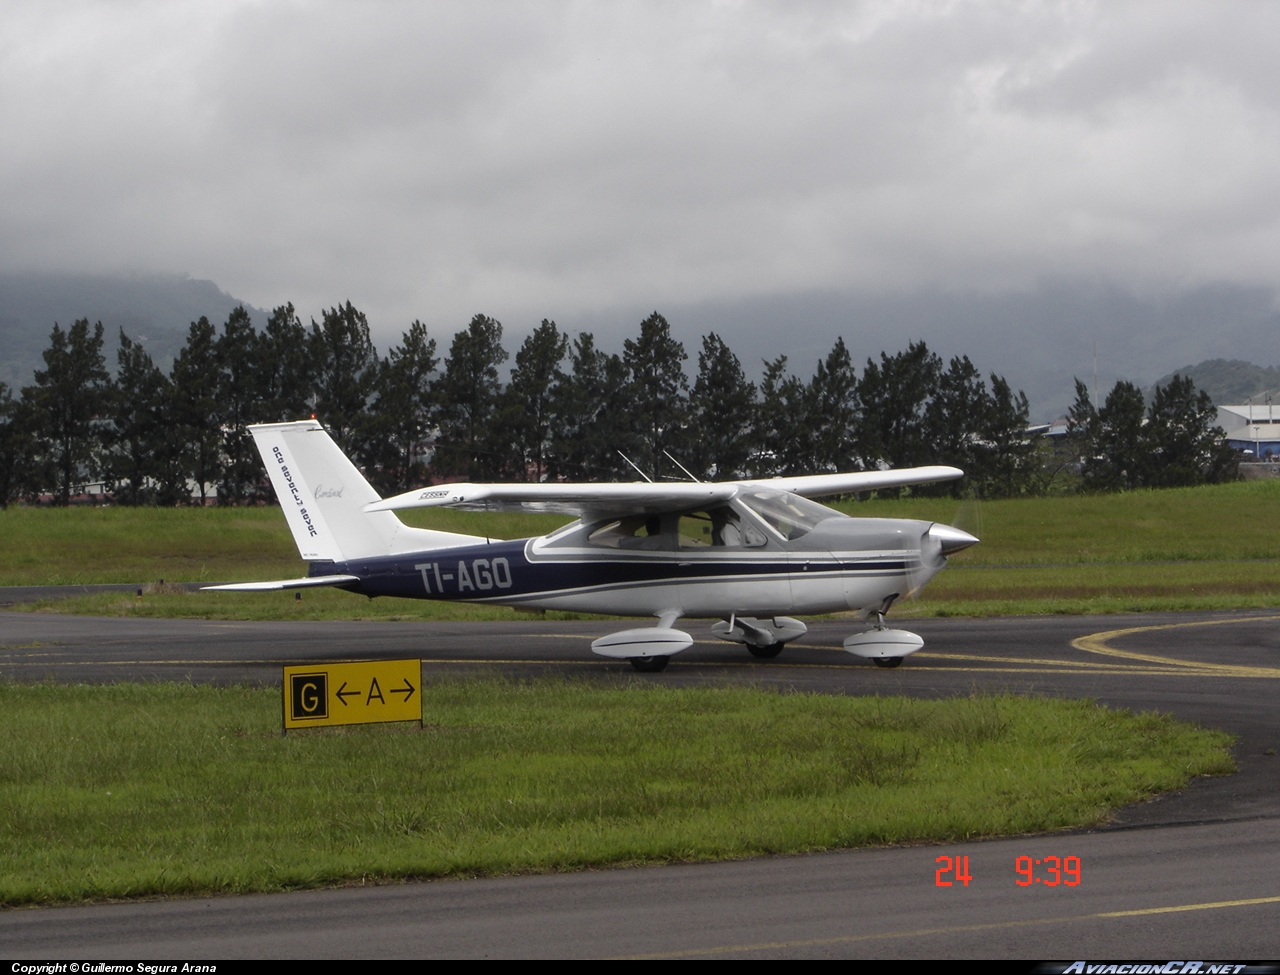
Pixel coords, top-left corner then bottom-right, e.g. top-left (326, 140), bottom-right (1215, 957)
top-left (0, 505), bottom-right (570, 587)
top-left (898, 560), bottom-right (1280, 617)
top-left (0, 679), bottom-right (1234, 906)
top-left (3, 478), bottom-right (1280, 618)
top-left (829, 480), bottom-right (1280, 564)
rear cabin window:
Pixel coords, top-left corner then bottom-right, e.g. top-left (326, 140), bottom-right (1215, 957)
top-left (587, 515), bottom-right (668, 550)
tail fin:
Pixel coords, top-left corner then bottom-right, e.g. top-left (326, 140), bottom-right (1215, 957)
top-left (250, 420), bottom-right (482, 562)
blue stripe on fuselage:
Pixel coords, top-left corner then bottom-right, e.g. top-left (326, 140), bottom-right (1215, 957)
top-left (311, 539), bottom-right (913, 603)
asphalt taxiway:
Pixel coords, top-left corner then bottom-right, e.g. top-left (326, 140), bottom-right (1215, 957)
top-left (1, 606), bottom-right (1277, 957)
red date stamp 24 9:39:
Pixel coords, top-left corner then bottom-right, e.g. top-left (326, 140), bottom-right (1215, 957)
top-left (934, 855), bottom-right (1082, 887)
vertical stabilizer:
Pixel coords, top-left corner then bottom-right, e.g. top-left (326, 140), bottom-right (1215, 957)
top-left (250, 420), bottom-right (482, 563)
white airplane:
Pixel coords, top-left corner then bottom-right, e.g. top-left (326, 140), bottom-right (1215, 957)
top-left (206, 420), bottom-right (978, 671)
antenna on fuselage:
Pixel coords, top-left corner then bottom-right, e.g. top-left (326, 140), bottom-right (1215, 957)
top-left (662, 450), bottom-right (702, 483)
top-left (1093, 338), bottom-right (1099, 411)
top-left (617, 450), bottom-right (653, 483)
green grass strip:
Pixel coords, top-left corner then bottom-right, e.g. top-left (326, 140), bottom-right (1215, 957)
top-left (897, 560), bottom-right (1280, 618)
top-left (12, 586), bottom-right (595, 622)
top-left (8, 482), bottom-right (1280, 620)
top-left (5, 479), bottom-right (1280, 587)
top-left (0, 506), bottom-right (570, 587)
top-left (14, 558), bottom-right (1280, 620)
top-left (0, 679), bottom-right (1233, 906)
top-left (835, 478), bottom-right (1280, 565)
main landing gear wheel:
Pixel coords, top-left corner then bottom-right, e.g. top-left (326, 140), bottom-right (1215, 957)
top-left (629, 655), bottom-right (670, 673)
top-left (872, 656), bottom-right (904, 669)
top-left (746, 642), bottom-right (785, 659)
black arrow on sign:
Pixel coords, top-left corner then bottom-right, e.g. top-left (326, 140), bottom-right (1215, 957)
top-left (389, 678), bottom-right (416, 702)
top-left (335, 681), bottom-right (360, 706)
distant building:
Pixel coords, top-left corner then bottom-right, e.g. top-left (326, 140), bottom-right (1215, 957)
top-left (1026, 417), bottom-right (1070, 440)
top-left (1216, 404), bottom-right (1280, 460)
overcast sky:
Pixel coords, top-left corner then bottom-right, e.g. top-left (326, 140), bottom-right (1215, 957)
top-left (2, 0), bottom-right (1278, 380)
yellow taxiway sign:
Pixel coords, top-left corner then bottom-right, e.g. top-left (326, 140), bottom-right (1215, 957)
top-left (283, 659), bottom-right (421, 731)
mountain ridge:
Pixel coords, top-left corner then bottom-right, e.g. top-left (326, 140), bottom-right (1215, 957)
top-left (0, 272), bottom-right (263, 389)
top-left (1148, 359), bottom-right (1280, 406)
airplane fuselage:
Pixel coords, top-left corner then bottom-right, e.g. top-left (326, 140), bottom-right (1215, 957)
top-left (209, 420), bottom-right (978, 669)
top-left (315, 514), bottom-right (940, 619)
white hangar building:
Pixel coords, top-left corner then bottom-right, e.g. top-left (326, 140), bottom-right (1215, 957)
top-left (1216, 404), bottom-right (1280, 459)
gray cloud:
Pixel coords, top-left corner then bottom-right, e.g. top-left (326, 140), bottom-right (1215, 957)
top-left (2, 0), bottom-right (1278, 346)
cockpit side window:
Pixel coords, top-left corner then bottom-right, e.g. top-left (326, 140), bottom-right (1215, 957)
top-left (678, 506), bottom-right (753, 548)
top-left (736, 490), bottom-right (840, 541)
top-left (587, 515), bottom-right (669, 550)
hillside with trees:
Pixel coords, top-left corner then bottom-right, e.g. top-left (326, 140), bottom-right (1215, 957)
top-left (0, 273), bottom-right (256, 392)
top-left (1149, 359), bottom-right (1280, 405)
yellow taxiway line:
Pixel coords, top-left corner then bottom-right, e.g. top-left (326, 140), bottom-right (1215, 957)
top-left (1072, 616), bottom-right (1280, 678)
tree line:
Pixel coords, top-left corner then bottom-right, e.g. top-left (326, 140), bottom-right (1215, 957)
top-left (0, 301), bottom-right (1238, 507)
top-left (1066, 377), bottom-right (1238, 491)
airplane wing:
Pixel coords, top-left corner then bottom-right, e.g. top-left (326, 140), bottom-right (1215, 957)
top-left (364, 482), bottom-right (737, 518)
top-left (743, 465), bottom-right (964, 498)
top-left (364, 465), bottom-right (962, 518)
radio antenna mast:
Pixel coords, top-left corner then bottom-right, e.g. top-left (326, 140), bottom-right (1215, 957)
top-left (662, 450), bottom-right (702, 483)
top-left (1093, 339), bottom-right (1099, 411)
top-left (616, 450), bottom-right (653, 483)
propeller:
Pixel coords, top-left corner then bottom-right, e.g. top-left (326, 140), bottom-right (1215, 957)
top-left (897, 508), bottom-right (980, 605)
top-left (901, 524), bottom-right (938, 601)
top-left (950, 495), bottom-right (983, 544)
top-left (853, 499), bottom-right (981, 667)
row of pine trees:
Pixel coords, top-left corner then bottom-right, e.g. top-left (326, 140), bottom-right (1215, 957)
top-left (1066, 377), bottom-right (1238, 491)
top-left (0, 300), bottom-right (1237, 507)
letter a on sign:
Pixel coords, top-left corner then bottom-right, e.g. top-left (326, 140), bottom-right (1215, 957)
top-left (282, 659), bottom-right (421, 732)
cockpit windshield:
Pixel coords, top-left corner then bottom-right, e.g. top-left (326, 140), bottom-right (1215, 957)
top-left (736, 490), bottom-right (841, 540)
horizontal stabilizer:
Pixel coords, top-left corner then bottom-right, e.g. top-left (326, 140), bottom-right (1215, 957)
top-left (201, 574), bottom-right (361, 592)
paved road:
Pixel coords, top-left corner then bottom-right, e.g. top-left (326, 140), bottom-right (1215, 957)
top-left (2, 820), bottom-right (1276, 959)
top-left (1, 608), bottom-right (1278, 957)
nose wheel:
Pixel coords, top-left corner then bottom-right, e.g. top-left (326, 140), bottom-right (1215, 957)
top-left (746, 642), bottom-right (785, 659)
top-left (872, 656), bottom-right (904, 668)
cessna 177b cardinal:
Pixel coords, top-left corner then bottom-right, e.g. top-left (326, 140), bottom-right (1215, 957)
top-left (206, 420), bottom-right (978, 671)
